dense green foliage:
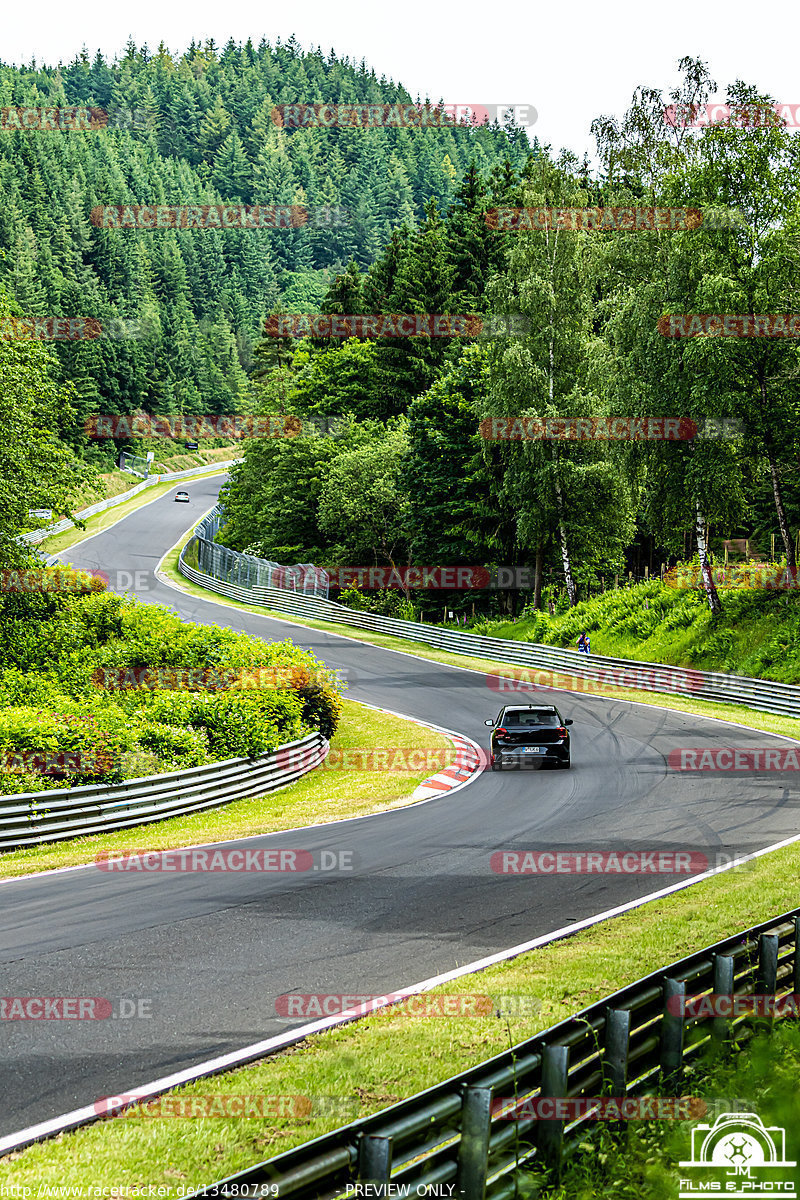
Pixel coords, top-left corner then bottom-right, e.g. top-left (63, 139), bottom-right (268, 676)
top-left (0, 37), bottom-right (527, 478)
top-left (0, 301), bottom-right (95, 560)
top-left (220, 59), bottom-right (800, 625)
top-left (0, 569), bottom-right (343, 794)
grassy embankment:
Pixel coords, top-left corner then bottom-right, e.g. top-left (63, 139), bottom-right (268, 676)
top-left (472, 578), bottom-right (800, 683)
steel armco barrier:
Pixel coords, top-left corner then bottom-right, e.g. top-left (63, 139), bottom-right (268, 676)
top-left (179, 532), bottom-right (800, 720)
top-left (190, 908), bottom-right (800, 1199)
top-left (0, 731), bottom-right (326, 850)
top-left (20, 459), bottom-right (241, 545)
top-left (185, 507), bottom-right (329, 599)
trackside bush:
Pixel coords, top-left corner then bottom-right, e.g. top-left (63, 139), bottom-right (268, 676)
top-left (0, 708), bottom-right (136, 794)
top-left (0, 568), bottom-right (344, 795)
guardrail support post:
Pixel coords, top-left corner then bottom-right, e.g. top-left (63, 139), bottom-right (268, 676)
top-left (711, 954), bottom-right (735, 1055)
top-left (358, 1134), bottom-right (393, 1186)
top-left (604, 1008), bottom-right (631, 1095)
top-left (456, 1087), bottom-right (493, 1200)
top-left (660, 978), bottom-right (685, 1086)
top-left (604, 1008), bottom-right (631, 1141)
top-left (756, 933), bottom-right (779, 1033)
top-left (536, 1044), bottom-right (568, 1179)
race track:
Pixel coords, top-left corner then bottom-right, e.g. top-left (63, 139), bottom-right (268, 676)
top-left (2, 476), bottom-right (798, 1137)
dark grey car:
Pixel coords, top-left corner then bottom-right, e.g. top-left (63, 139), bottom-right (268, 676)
top-left (485, 704), bottom-right (573, 770)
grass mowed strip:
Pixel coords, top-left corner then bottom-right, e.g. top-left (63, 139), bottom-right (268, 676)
top-left (0, 699), bottom-right (451, 879)
top-left (2, 839), bottom-right (800, 1191)
top-left (159, 555), bottom-right (800, 744)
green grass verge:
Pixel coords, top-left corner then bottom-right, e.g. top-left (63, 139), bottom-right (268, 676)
top-left (2, 838), bottom-right (799, 1192)
top-left (0, 698), bottom-right (451, 879)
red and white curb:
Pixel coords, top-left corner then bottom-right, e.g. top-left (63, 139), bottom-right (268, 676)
top-left (412, 735), bottom-right (487, 800)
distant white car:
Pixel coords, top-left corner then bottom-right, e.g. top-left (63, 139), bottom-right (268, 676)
top-left (174, 490), bottom-right (190, 503)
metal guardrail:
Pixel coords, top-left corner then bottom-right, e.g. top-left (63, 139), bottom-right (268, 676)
top-left (192, 907), bottom-right (800, 1199)
top-left (186, 508), bottom-right (329, 599)
top-left (179, 549), bottom-right (800, 720)
top-left (20, 459), bottom-right (240, 545)
top-left (0, 731), bottom-right (326, 850)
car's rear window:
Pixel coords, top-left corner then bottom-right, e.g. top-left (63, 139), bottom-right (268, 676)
top-left (504, 711), bottom-right (559, 727)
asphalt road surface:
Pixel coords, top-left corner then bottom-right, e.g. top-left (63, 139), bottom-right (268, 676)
top-left (2, 476), bottom-right (799, 1136)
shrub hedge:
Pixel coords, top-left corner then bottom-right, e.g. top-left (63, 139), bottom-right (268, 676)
top-left (0, 568), bottom-right (343, 795)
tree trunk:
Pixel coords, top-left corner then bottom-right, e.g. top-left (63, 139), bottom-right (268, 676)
top-left (766, 445), bottom-right (796, 570)
top-left (554, 477), bottom-right (578, 606)
top-left (695, 499), bottom-right (722, 614)
top-left (758, 374), bottom-right (796, 572)
top-left (533, 537), bottom-right (544, 610)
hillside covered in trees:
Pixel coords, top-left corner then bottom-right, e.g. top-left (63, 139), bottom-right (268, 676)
top-left (0, 36), bottom-right (529, 473)
top-left (2, 44), bottom-right (799, 626)
top-left (217, 59), bottom-right (800, 619)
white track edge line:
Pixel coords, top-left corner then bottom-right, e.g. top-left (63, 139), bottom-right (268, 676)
top-left (3, 826), bottom-right (800, 1159)
top-left (155, 548), bottom-right (800, 747)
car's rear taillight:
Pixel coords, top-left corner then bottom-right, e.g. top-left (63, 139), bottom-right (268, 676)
top-left (556, 726), bottom-right (567, 737)
top-left (496, 727), bottom-right (509, 737)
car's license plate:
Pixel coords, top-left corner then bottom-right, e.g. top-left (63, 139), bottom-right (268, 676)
top-left (523, 747), bottom-right (546, 754)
